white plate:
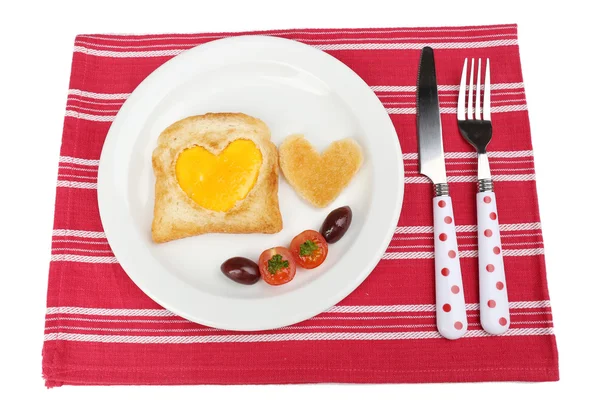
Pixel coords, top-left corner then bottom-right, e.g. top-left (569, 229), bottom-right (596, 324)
top-left (97, 35), bottom-right (403, 331)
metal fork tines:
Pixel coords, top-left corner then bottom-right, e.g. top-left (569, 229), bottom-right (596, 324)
top-left (458, 58), bottom-right (493, 191)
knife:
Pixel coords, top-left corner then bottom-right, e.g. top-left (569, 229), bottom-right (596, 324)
top-left (417, 46), bottom-right (468, 340)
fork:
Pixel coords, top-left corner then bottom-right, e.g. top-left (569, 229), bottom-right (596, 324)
top-left (457, 58), bottom-right (510, 335)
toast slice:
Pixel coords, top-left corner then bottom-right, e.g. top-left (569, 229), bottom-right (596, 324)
top-left (278, 134), bottom-right (363, 208)
top-left (151, 113), bottom-right (283, 243)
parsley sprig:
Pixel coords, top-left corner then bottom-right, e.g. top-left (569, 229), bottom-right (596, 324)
top-left (299, 240), bottom-right (319, 257)
top-left (267, 254), bottom-right (289, 275)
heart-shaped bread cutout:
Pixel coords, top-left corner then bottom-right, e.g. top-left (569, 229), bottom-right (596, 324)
top-left (175, 139), bottom-right (262, 212)
top-left (278, 135), bottom-right (363, 208)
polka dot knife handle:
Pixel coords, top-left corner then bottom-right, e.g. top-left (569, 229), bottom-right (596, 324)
top-left (477, 192), bottom-right (510, 334)
top-left (433, 196), bottom-right (468, 340)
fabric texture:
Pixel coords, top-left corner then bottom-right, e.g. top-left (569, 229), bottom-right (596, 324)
top-left (42, 24), bottom-right (559, 387)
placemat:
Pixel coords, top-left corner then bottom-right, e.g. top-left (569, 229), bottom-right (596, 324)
top-left (42, 23), bottom-right (559, 387)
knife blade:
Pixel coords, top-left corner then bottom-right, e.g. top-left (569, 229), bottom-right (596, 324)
top-left (416, 46), bottom-right (468, 340)
top-left (417, 46), bottom-right (446, 186)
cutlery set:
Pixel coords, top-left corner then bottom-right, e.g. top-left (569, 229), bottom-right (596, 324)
top-left (417, 47), bottom-right (509, 340)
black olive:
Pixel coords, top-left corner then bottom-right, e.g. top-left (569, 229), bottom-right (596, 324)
top-left (220, 257), bottom-right (261, 285)
top-left (320, 206), bottom-right (352, 243)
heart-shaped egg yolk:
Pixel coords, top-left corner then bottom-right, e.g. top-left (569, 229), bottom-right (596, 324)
top-left (175, 139), bottom-right (262, 212)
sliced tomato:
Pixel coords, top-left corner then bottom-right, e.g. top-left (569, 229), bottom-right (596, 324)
top-left (289, 230), bottom-right (329, 269)
top-left (258, 247), bottom-right (296, 286)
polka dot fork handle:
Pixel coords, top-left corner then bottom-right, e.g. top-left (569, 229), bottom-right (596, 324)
top-left (477, 190), bottom-right (510, 334)
top-left (433, 195), bottom-right (468, 340)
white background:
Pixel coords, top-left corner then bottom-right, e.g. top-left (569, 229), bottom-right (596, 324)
top-left (1, 0), bottom-right (598, 414)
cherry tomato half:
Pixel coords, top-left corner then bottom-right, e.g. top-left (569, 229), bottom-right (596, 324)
top-left (258, 247), bottom-right (297, 286)
top-left (289, 230), bottom-right (329, 269)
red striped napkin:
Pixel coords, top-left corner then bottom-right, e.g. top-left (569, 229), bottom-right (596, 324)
top-left (43, 24), bottom-right (559, 387)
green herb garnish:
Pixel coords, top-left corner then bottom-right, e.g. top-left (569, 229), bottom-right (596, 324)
top-left (299, 240), bottom-right (319, 257)
top-left (267, 254), bottom-right (289, 275)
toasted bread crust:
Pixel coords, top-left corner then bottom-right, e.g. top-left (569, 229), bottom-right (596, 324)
top-left (278, 134), bottom-right (363, 208)
top-left (151, 113), bottom-right (283, 243)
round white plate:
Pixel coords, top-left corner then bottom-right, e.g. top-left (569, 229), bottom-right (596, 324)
top-left (98, 35), bottom-right (403, 331)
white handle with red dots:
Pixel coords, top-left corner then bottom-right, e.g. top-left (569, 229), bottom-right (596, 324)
top-left (477, 191), bottom-right (510, 334)
top-left (433, 195), bottom-right (468, 340)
